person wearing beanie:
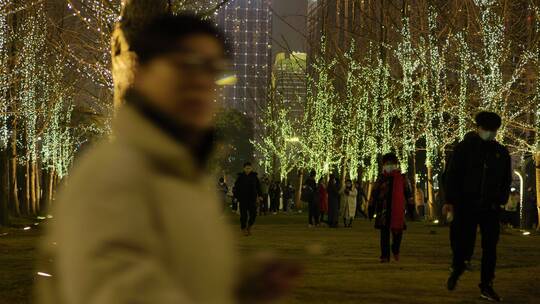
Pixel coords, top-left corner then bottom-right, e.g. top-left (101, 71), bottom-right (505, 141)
top-left (443, 111), bottom-right (512, 302)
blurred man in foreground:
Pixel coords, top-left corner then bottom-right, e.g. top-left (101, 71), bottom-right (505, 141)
top-left (36, 14), bottom-right (298, 304)
top-left (444, 112), bottom-right (511, 302)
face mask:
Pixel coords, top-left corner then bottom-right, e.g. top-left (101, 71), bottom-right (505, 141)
top-left (478, 130), bottom-right (497, 141)
top-left (383, 164), bottom-right (398, 174)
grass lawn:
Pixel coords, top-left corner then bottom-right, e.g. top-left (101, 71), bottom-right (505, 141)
top-left (1, 214), bottom-right (540, 304)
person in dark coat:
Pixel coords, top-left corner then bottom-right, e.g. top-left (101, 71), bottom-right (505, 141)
top-left (282, 182), bottom-right (294, 212)
top-left (369, 153), bottom-right (414, 263)
top-left (444, 112), bottom-right (512, 302)
top-left (304, 170), bottom-right (319, 227)
top-left (218, 177), bottom-right (229, 211)
top-left (355, 181), bottom-right (368, 219)
top-left (259, 176), bottom-right (270, 216)
top-left (327, 174), bottom-right (340, 228)
top-left (269, 180), bottom-right (281, 214)
top-left (234, 162), bottom-right (262, 236)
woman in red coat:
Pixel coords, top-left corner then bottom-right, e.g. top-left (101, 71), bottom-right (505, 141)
top-left (318, 178), bottom-right (329, 224)
top-left (369, 153), bottom-right (414, 263)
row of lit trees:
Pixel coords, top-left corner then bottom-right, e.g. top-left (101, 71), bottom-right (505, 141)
top-left (255, 1), bottom-right (540, 221)
top-left (0, 1), bottom-right (232, 225)
top-left (0, 2), bottom-right (84, 225)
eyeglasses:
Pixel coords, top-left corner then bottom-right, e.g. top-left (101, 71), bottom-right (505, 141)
top-left (167, 54), bottom-right (232, 77)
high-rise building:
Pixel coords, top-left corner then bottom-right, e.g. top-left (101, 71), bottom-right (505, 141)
top-left (272, 52), bottom-right (307, 125)
top-left (216, 0), bottom-right (272, 123)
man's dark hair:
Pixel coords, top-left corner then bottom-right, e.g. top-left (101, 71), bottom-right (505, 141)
top-left (382, 153), bottom-right (399, 164)
top-left (243, 162), bottom-right (252, 167)
top-left (475, 111), bottom-right (502, 131)
top-left (310, 170), bottom-right (316, 177)
top-left (130, 13), bottom-right (231, 64)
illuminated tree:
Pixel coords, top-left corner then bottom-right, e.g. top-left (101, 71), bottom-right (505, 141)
top-left (531, 4), bottom-right (540, 230)
top-left (364, 57), bottom-right (394, 181)
top-left (63, 0), bottom-right (231, 110)
top-left (470, 2), bottom-right (534, 141)
top-left (394, 16), bottom-right (420, 173)
top-left (417, 7), bottom-right (451, 220)
top-left (339, 41), bottom-right (364, 181)
top-left (0, 0), bottom-right (11, 225)
top-left (303, 37), bottom-right (339, 180)
top-left (455, 32), bottom-right (472, 140)
top-left (254, 100), bottom-right (299, 182)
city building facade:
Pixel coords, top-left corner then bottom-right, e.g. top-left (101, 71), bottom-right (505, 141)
top-left (216, 0), bottom-right (273, 123)
top-left (272, 52), bottom-right (307, 125)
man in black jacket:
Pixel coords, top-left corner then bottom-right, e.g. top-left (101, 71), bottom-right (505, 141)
top-left (304, 170), bottom-right (319, 227)
top-left (444, 112), bottom-right (512, 302)
top-left (234, 162), bottom-right (262, 236)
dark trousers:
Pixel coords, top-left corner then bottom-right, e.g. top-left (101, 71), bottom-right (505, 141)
top-left (260, 194), bottom-right (268, 215)
top-left (417, 205), bottom-right (425, 219)
top-left (450, 209), bottom-right (499, 285)
top-left (240, 201), bottom-right (257, 230)
top-left (283, 198), bottom-right (290, 212)
top-left (308, 200), bottom-right (320, 225)
top-left (343, 217), bottom-right (353, 227)
top-left (356, 209), bottom-right (368, 219)
top-left (319, 211), bottom-right (326, 223)
top-left (270, 198), bottom-right (279, 212)
top-left (380, 227), bottom-right (403, 258)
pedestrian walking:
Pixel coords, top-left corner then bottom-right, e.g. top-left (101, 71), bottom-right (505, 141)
top-left (269, 180), bottom-right (281, 214)
top-left (327, 174), bottom-right (340, 228)
top-left (370, 153), bottom-right (414, 263)
top-left (259, 176), bottom-right (270, 215)
top-left (415, 186), bottom-right (425, 220)
top-left (282, 182), bottom-right (294, 212)
top-left (503, 189), bottom-right (519, 228)
top-left (355, 181), bottom-right (369, 219)
top-left (318, 178), bottom-right (328, 224)
top-left (234, 162), bottom-right (262, 236)
top-left (303, 170), bottom-right (319, 227)
top-left (444, 111), bottom-right (512, 302)
top-left (340, 179), bottom-right (358, 228)
top-left (219, 177), bottom-right (229, 211)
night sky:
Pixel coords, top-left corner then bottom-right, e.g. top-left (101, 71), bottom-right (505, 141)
top-left (271, 0), bottom-right (308, 56)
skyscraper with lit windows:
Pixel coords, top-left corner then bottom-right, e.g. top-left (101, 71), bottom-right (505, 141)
top-left (216, 0), bottom-right (272, 123)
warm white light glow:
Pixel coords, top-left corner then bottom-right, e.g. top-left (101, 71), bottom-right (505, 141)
top-left (215, 75), bottom-right (237, 86)
top-left (286, 137), bottom-right (300, 143)
top-left (514, 171), bottom-right (524, 227)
